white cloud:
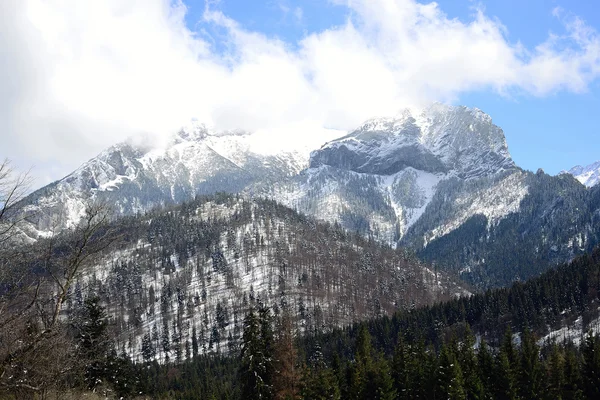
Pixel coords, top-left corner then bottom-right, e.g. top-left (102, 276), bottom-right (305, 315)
top-left (1, 0), bottom-right (600, 187)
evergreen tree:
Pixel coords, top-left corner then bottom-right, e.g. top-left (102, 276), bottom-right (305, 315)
top-left (405, 339), bottom-right (430, 399)
top-left (562, 345), bottom-right (584, 400)
top-left (372, 356), bottom-right (397, 400)
top-left (300, 363), bottom-right (341, 400)
top-left (141, 332), bottom-right (156, 362)
top-left (459, 325), bottom-right (484, 399)
top-left (350, 324), bottom-right (374, 399)
top-left (547, 344), bottom-right (565, 399)
top-left (259, 303), bottom-right (275, 396)
top-left (582, 332), bottom-right (600, 398)
top-left (519, 326), bottom-right (544, 399)
top-left (494, 327), bottom-right (518, 400)
top-left (437, 342), bottom-right (466, 400)
top-left (240, 307), bottom-right (273, 400)
top-left (477, 339), bottom-right (495, 400)
top-left (192, 325), bottom-right (199, 358)
top-left (75, 296), bottom-right (110, 389)
top-left (392, 334), bottom-right (409, 398)
top-left (494, 352), bottom-right (518, 399)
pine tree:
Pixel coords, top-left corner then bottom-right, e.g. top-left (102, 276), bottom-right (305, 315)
top-left (75, 296), bottom-right (110, 389)
top-left (142, 332), bottom-right (156, 362)
top-left (562, 345), bottom-right (583, 400)
top-left (392, 334), bottom-right (409, 398)
top-left (240, 307), bottom-right (273, 400)
top-left (582, 331), bottom-right (600, 398)
top-left (301, 363), bottom-right (341, 400)
top-left (192, 325), bottom-right (199, 358)
top-left (259, 303), bottom-right (275, 397)
top-left (437, 342), bottom-right (466, 400)
top-left (349, 324), bottom-right (374, 399)
top-left (373, 356), bottom-right (397, 400)
top-left (477, 338), bottom-right (495, 400)
top-left (494, 327), bottom-right (518, 400)
top-left (459, 325), bottom-right (483, 399)
top-left (518, 326), bottom-right (544, 399)
top-left (547, 344), bottom-right (565, 399)
top-left (406, 339), bottom-right (430, 399)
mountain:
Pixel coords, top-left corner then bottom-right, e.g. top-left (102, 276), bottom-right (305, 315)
top-left (17, 122), bottom-right (326, 239)
top-left (565, 161), bottom-right (600, 187)
top-left (272, 103), bottom-right (517, 243)
top-left (61, 194), bottom-right (466, 362)
top-left (15, 103), bottom-right (600, 288)
top-left (270, 104), bottom-right (600, 287)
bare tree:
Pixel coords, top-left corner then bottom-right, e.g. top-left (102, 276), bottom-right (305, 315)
top-left (0, 164), bottom-right (120, 396)
top-left (0, 159), bottom-right (31, 245)
top-left (41, 201), bottom-right (118, 329)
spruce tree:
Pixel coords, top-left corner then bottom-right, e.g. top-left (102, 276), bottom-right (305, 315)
top-left (582, 332), bottom-right (600, 398)
top-left (494, 327), bottom-right (518, 400)
top-left (240, 306), bottom-right (274, 400)
top-left (459, 326), bottom-right (483, 399)
top-left (437, 342), bottom-right (466, 400)
top-left (141, 332), bottom-right (156, 362)
top-left (477, 339), bottom-right (495, 400)
top-left (392, 334), bottom-right (409, 398)
top-left (518, 326), bottom-right (544, 399)
top-left (546, 344), bottom-right (565, 399)
top-left (75, 296), bottom-right (110, 389)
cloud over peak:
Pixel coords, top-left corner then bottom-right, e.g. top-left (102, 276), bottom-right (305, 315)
top-left (2, 0), bottom-right (600, 186)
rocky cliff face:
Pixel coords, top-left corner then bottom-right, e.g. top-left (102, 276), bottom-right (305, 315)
top-left (275, 104), bottom-right (519, 244)
top-left (310, 103), bottom-right (514, 178)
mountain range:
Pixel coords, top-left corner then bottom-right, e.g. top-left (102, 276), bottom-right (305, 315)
top-left (16, 103), bottom-right (600, 290)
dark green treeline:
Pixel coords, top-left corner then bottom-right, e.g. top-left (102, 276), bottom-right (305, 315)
top-left (127, 246), bottom-right (600, 399)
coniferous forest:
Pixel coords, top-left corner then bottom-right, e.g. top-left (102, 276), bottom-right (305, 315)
top-left (50, 246), bottom-right (600, 399)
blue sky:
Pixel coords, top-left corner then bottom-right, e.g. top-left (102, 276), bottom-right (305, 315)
top-left (2, 0), bottom-right (600, 186)
top-left (182, 0), bottom-right (600, 174)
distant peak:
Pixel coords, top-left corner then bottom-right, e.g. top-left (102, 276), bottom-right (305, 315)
top-left (566, 160), bottom-right (600, 187)
top-left (176, 121), bottom-right (210, 142)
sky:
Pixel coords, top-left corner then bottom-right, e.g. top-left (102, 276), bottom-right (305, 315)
top-left (2, 0), bottom-right (600, 190)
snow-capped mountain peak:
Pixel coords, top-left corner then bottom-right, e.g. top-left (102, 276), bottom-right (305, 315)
top-left (310, 104), bottom-right (515, 179)
top-left (565, 161), bottom-right (600, 187)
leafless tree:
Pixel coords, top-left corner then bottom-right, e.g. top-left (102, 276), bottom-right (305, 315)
top-left (0, 163), bottom-right (119, 396)
top-left (0, 159), bottom-right (31, 245)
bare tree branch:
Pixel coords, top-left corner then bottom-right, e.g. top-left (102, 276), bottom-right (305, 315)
top-left (0, 159), bottom-right (32, 244)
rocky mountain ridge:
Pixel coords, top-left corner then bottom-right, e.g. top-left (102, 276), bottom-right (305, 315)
top-left (15, 103), bottom-right (600, 288)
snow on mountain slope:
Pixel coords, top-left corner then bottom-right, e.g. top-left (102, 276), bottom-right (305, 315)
top-left (18, 122), bottom-right (340, 238)
top-left (69, 195), bottom-right (467, 362)
top-left (566, 161), bottom-right (600, 187)
top-left (270, 104), bottom-right (519, 245)
top-left (17, 104), bottom-right (519, 245)
top-left (423, 170), bottom-right (529, 246)
top-left (14, 102), bottom-right (600, 292)
top-left (310, 103), bottom-right (514, 179)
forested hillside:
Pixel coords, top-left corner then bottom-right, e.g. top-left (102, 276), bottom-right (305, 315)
top-left (68, 194), bottom-right (465, 364)
top-left (119, 245), bottom-right (600, 399)
top-left (0, 189), bottom-right (468, 397)
top-left (407, 169), bottom-right (600, 288)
